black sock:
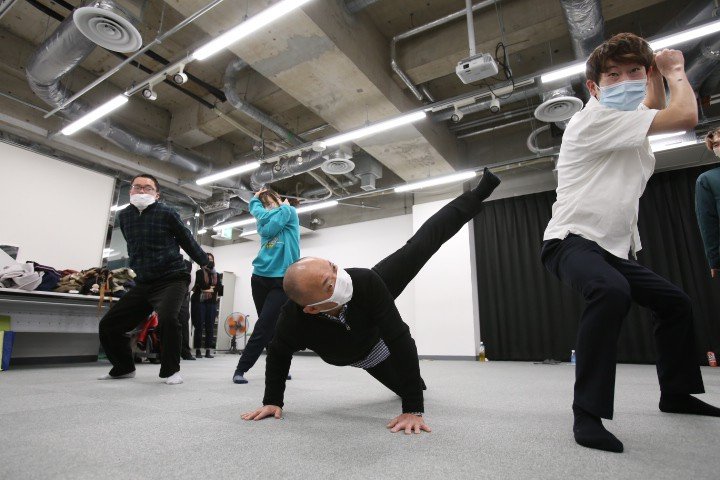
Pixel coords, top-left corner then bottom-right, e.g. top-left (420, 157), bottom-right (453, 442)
top-left (572, 405), bottom-right (624, 453)
top-left (472, 168), bottom-right (501, 201)
top-left (659, 394), bottom-right (720, 417)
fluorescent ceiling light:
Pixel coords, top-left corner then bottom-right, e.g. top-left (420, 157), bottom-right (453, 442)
top-left (648, 131), bottom-right (686, 142)
top-left (61, 95), bottom-right (128, 135)
top-left (192, 0), bottom-right (313, 61)
top-left (110, 203), bottom-right (129, 211)
top-left (321, 111), bottom-right (427, 148)
top-left (541, 19), bottom-right (720, 84)
top-left (213, 217), bottom-right (256, 231)
top-left (295, 200), bottom-right (338, 214)
top-left (197, 228), bottom-right (208, 235)
top-left (196, 161), bottom-right (261, 185)
top-left (103, 248), bottom-right (114, 253)
top-left (394, 171), bottom-right (477, 193)
top-left (649, 19), bottom-right (720, 50)
top-left (240, 229), bottom-right (258, 237)
top-left (540, 62), bottom-right (585, 84)
top-left (651, 140), bottom-right (698, 152)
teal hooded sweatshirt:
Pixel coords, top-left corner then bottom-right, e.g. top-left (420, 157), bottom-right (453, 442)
top-left (249, 197), bottom-right (300, 277)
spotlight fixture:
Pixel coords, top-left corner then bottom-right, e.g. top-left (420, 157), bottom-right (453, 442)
top-left (489, 94), bottom-right (500, 114)
top-left (172, 66), bottom-right (188, 85)
top-left (141, 87), bottom-right (157, 101)
top-left (450, 106), bottom-right (464, 123)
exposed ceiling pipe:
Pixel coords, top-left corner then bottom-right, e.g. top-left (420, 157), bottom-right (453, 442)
top-left (433, 86), bottom-right (540, 121)
top-left (559, 0), bottom-right (606, 59)
top-left (203, 198), bottom-right (246, 226)
top-left (224, 58), bottom-right (305, 147)
top-left (526, 125), bottom-right (557, 155)
top-left (391, 0), bottom-right (500, 102)
top-left (686, 38), bottom-right (720, 90)
top-left (250, 151), bottom-right (326, 190)
top-left (25, 5), bottom-right (217, 176)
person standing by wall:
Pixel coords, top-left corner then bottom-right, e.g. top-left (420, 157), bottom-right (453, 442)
top-left (232, 188), bottom-right (300, 384)
top-left (98, 174), bottom-right (209, 385)
top-left (695, 127), bottom-right (720, 277)
top-left (192, 252), bottom-right (222, 358)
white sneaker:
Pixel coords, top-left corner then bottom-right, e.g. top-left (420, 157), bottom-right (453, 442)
top-left (164, 372), bottom-right (183, 385)
top-left (98, 370), bottom-right (136, 380)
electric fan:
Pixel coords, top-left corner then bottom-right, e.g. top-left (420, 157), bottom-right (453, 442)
top-left (224, 312), bottom-right (249, 354)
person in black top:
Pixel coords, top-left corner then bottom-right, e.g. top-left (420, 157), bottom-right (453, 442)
top-left (192, 252), bottom-right (222, 358)
top-left (242, 168), bottom-right (501, 433)
top-left (98, 174), bottom-right (209, 385)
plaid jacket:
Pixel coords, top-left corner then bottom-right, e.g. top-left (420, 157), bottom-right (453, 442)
top-left (118, 202), bottom-right (208, 283)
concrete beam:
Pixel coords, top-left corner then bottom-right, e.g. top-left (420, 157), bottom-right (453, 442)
top-left (166, 0), bottom-right (462, 181)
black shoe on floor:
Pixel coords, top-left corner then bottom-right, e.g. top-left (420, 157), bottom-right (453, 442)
top-left (205, 350), bottom-right (214, 358)
top-left (181, 353), bottom-right (196, 360)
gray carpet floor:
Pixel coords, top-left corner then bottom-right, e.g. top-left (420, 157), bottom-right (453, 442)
top-left (1, 356), bottom-right (719, 480)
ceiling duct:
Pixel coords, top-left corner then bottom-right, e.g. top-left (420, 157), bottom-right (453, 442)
top-left (534, 87), bottom-right (583, 123)
top-left (73, 1), bottom-right (142, 53)
top-left (203, 198), bottom-right (246, 227)
top-left (25, 1), bottom-right (218, 176)
top-left (250, 151), bottom-right (326, 190)
top-left (353, 154), bottom-right (382, 191)
top-left (559, 0), bottom-right (605, 59)
top-left (321, 146), bottom-right (355, 175)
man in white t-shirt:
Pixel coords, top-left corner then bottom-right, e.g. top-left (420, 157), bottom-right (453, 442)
top-left (541, 33), bottom-right (720, 453)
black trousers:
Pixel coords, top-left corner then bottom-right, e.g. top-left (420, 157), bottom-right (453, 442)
top-left (366, 188), bottom-right (487, 392)
top-left (179, 292), bottom-right (192, 357)
top-left (194, 301), bottom-right (217, 349)
top-left (99, 271), bottom-right (190, 378)
top-left (235, 275), bottom-right (287, 374)
top-left (541, 234), bottom-right (705, 419)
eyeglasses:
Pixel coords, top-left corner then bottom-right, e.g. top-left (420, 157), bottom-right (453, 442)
top-left (130, 184), bottom-right (157, 193)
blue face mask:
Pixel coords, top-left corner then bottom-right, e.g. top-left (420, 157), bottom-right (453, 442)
top-left (598, 79), bottom-right (647, 111)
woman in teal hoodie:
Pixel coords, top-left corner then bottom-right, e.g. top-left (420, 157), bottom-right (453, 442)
top-left (233, 188), bottom-right (300, 384)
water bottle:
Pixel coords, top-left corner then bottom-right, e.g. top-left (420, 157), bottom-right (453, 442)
top-left (478, 342), bottom-right (486, 362)
top-left (570, 350), bottom-right (576, 365)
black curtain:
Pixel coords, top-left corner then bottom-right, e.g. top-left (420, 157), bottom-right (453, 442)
top-left (474, 165), bottom-right (720, 364)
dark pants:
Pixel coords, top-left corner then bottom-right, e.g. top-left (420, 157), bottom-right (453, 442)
top-left (235, 275), bottom-right (287, 374)
top-left (194, 301), bottom-right (217, 349)
top-left (99, 271), bottom-right (190, 378)
top-left (366, 188), bottom-right (487, 391)
top-left (541, 234), bottom-right (705, 419)
top-left (179, 292), bottom-right (192, 357)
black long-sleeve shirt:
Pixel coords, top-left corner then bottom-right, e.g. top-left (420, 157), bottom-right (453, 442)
top-left (118, 202), bottom-right (208, 283)
top-left (262, 268), bottom-right (424, 413)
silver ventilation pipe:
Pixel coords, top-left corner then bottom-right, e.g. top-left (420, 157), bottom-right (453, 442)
top-left (204, 198), bottom-right (246, 226)
top-left (559, 0), bottom-right (605, 59)
top-left (526, 125), bottom-right (556, 155)
top-left (25, 3), bottom-right (215, 176)
top-left (250, 151), bottom-right (326, 190)
top-left (224, 58), bottom-right (305, 147)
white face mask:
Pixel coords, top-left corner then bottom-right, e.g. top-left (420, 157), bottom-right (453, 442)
top-left (714, 146), bottom-right (720, 159)
top-left (307, 267), bottom-right (353, 312)
top-left (130, 193), bottom-right (156, 211)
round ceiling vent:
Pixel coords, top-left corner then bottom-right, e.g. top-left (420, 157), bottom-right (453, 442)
top-left (73, 6), bottom-right (142, 53)
top-left (534, 96), bottom-right (584, 123)
top-left (321, 158), bottom-right (355, 176)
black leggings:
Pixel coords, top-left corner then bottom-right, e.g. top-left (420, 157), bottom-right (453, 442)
top-left (235, 275), bottom-right (287, 374)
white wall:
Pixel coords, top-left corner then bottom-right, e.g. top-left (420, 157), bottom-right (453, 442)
top-left (212, 198), bottom-right (480, 358)
top-left (0, 142), bottom-right (114, 269)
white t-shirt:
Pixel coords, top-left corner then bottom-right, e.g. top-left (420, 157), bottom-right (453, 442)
top-left (543, 97), bottom-right (659, 259)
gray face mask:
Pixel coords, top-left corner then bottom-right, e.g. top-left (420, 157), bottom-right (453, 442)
top-left (306, 267), bottom-right (353, 312)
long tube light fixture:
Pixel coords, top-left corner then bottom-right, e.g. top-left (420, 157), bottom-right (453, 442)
top-left (197, 228), bottom-right (208, 235)
top-left (110, 203), bottom-right (129, 212)
top-left (196, 161), bottom-right (261, 185)
top-left (295, 200), bottom-right (338, 214)
top-left (192, 0), bottom-right (313, 61)
top-left (541, 18), bottom-right (720, 84)
top-left (395, 171), bottom-right (477, 193)
top-left (240, 229), bottom-right (258, 237)
top-left (319, 111), bottom-right (427, 149)
top-left (61, 95), bottom-right (128, 135)
top-left (213, 217), bottom-right (256, 231)
top-left (650, 139), bottom-right (698, 153)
